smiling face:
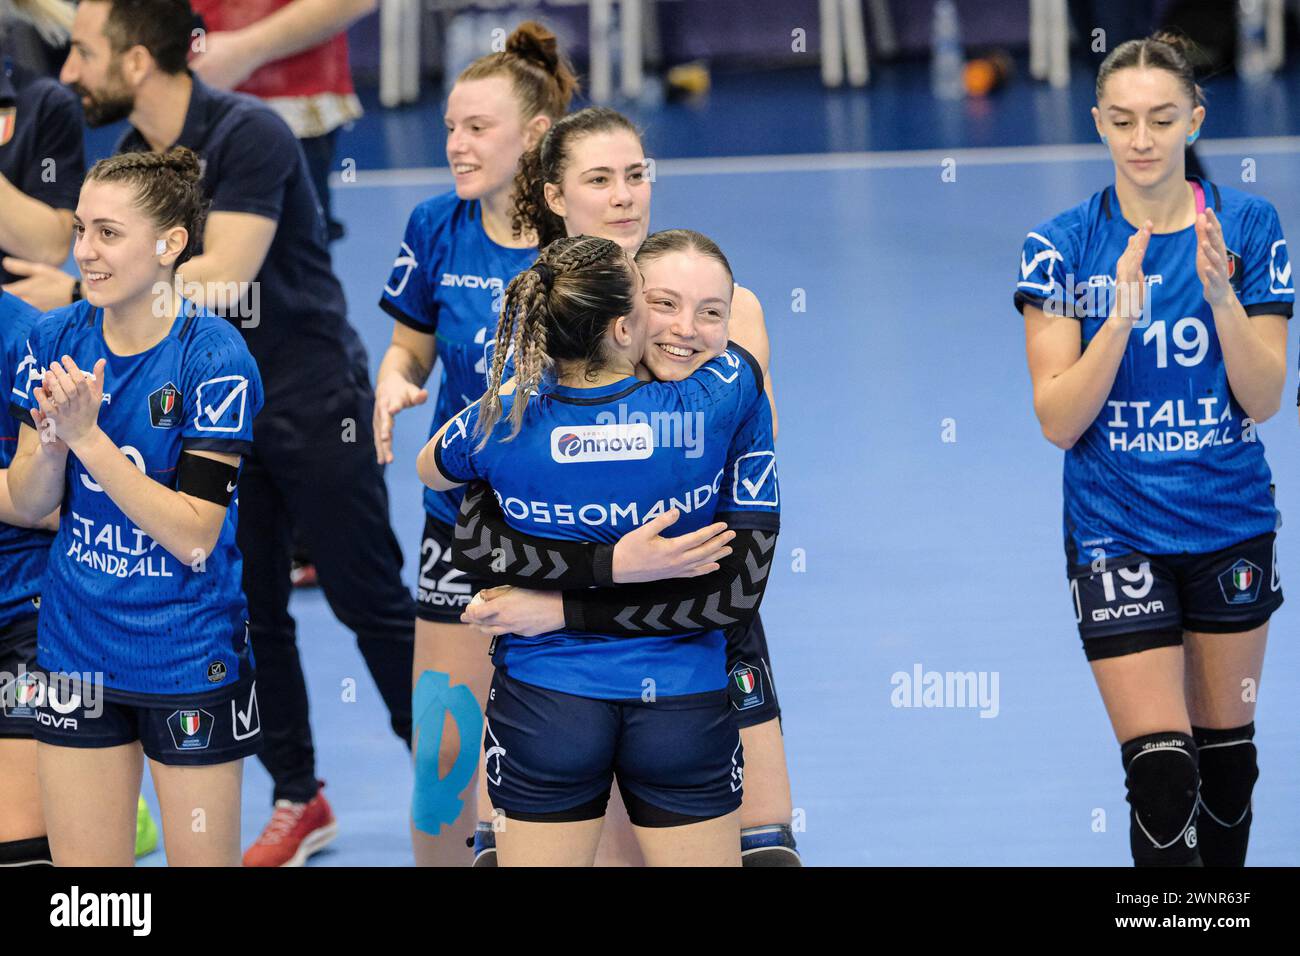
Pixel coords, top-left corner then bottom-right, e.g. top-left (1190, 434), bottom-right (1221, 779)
top-left (60, 1), bottom-right (136, 128)
top-left (637, 250), bottom-right (732, 381)
top-left (1093, 66), bottom-right (1204, 192)
top-left (73, 179), bottom-right (184, 309)
top-left (544, 129), bottom-right (650, 252)
top-left (444, 76), bottom-right (535, 202)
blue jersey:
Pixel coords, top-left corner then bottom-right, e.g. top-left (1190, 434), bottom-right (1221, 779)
top-left (379, 191), bottom-right (536, 524)
top-left (436, 344), bottom-right (777, 699)
top-left (1015, 178), bottom-right (1294, 563)
top-left (0, 292), bottom-right (53, 628)
top-left (9, 300), bottom-right (265, 702)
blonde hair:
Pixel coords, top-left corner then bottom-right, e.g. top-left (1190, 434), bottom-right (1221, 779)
top-left (5, 0), bottom-right (75, 41)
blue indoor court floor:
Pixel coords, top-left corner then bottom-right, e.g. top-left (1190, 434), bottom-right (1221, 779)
top-left (133, 140), bottom-right (1300, 866)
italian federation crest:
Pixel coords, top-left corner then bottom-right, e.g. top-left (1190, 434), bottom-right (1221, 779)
top-left (728, 662), bottom-right (765, 712)
top-left (1218, 559), bottom-right (1262, 606)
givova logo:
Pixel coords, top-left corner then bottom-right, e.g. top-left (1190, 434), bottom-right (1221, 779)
top-left (550, 424), bottom-right (654, 463)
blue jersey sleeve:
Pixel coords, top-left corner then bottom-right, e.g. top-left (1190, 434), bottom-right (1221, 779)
top-left (1, 298), bottom-right (39, 450)
top-left (1237, 200), bottom-right (1294, 317)
top-left (716, 397), bottom-right (780, 531)
top-left (379, 201), bottom-right (446, 334)
top-left (666, 341), bottom-right (765, 438)
top-left (1014, 218), bottom-right (1079, 316)
top-left (433, 402), bottom-right (486, 484)
top-left (8, 318), bottom-right (49, 429)
top-left (180, 325), bottom-right (263, 457)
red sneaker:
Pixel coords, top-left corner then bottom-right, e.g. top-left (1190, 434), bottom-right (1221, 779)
top-left (289, 561), bottom-right (318, 588)
top-left (242, 781), bottom-right (338, 867)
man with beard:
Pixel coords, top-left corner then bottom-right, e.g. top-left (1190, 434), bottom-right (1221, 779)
top-left (6, 0), bottom-right (416, 867)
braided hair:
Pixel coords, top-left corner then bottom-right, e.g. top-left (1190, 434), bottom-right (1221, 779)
top-left (476, 235), bottom-right (635, 447)
top-left (512, 107), bottom-right (643, 246)
top-left (84, 146), bottom-right (208, 267)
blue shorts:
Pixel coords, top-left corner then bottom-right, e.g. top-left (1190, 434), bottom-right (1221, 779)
top-left (725, 613), bottom-right (781, 729)
top-left (485, 669), bottom-right (743, 827)
top-left (0, 614), bottom-right (39, 739)
top-left (1068, 531), bottom-right (1283, 661)
top-left (31, 669), bottom-right (263, 767)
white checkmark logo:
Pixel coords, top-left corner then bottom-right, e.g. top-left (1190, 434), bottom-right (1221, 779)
top-left (733, 451), bottom-right (778, 506)
top-left (194, 376), bottom-right (248, 432)
top-left (1019, 232), bottom-right (1064, 292)
top-left (225, 481), bottom-right (236, 493)
top-left (232, 684), bottom-right (259, 740)
top-left (1270, 240), bottom-right (1293, 293)
top-left (741, 456), bottom-right (777, 498)
top-left (204, 380), bottom-right (247, 422)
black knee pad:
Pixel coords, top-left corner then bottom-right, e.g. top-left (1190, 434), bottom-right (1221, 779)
top-left (1192, 723), bottom-right (1258, 867)
top-left (1193, 723), bottom-right (1258, 827)
top-left (741, 824), bottom-right (801, 867)
top-left (1121, 732), bottom-right (1201, 866)
top-left (0, 836), bottom-right (53, 867)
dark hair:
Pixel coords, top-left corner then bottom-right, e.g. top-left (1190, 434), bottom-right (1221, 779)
top-left (512, 107), bottom-right (643, 246)
top-left (1096, 31), bottom-right (1205, 107)
top-left (98, 0), bottom-right (194, 74)
top-left (85, 146), bottom-right (208, 267)
top-left (477, 235), bottom-right (635, 445)
top-left (635, 229), bottom-right (735, 290)
top-left (458, 21), bottom-right (578, 123)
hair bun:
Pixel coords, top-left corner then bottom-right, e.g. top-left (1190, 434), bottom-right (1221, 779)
top-left (506, 21), bottom-right (560, 74)
top-left (1149, 29), bottom-right (1203, 64)
top-left (161, 145), bottom-right (203, 184)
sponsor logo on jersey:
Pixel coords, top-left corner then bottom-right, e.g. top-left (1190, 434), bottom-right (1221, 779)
top-left (440, 273), bottom-right (503, 292)
top-left (148, 382), bottom-right (181, 428)
top-left (207, 660), bottom-right (227, 683)
top-left (385, 242), bottom-right (417, 297)
top-left (728, 661), bottom-right (765, 711)
top-left (192, 375), bottom-right (249, 433)
top-left (549, 423), bottom-right (654, 463)
top-left (1269, 239), bottom-right (1293, 295)
top-left (732, 450), bottom-right (779, 507)
top-left (167, 708), bottom-right (214, 750)
top-left (1219, 558), bottom-right (1262, 605)
top-left (1018, 232), bottom-right (1065, 295)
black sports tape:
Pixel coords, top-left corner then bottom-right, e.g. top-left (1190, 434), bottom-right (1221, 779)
top-left (562, 527), bottom-right (779, 637)
top-left (177, 453), bottom-right (240, 506)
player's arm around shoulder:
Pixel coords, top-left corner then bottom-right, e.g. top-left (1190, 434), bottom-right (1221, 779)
top-left (417, 402), bottom-right (480, 492)
top-left (730, 283), bottom-right (777, 435)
